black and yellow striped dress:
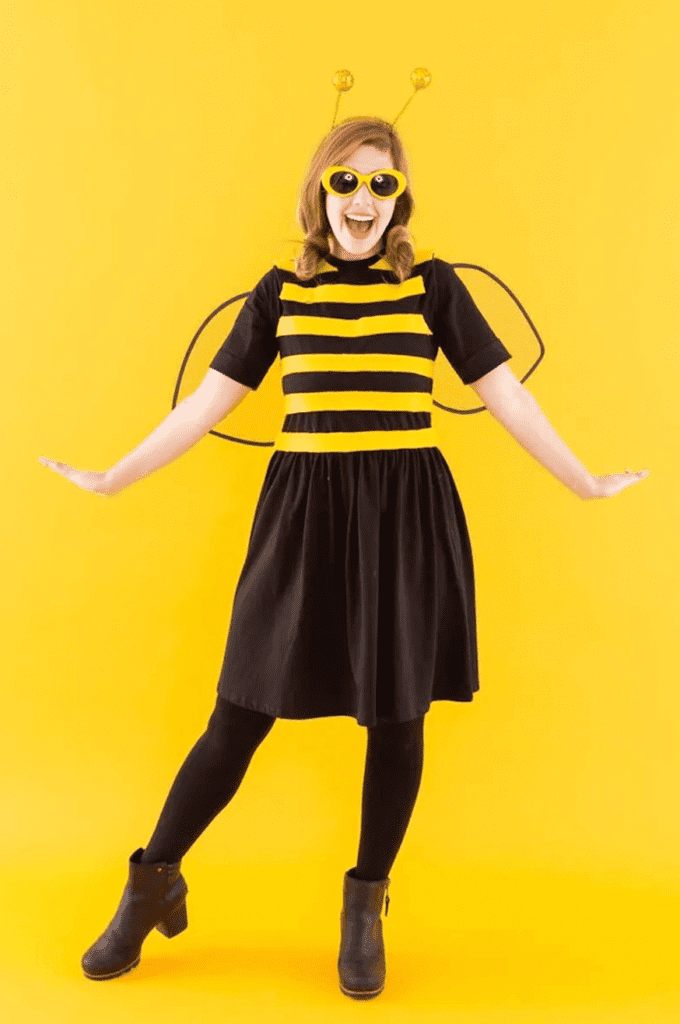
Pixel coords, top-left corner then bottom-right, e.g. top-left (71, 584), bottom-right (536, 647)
top-left (208, 246), bottom-right (512, 727)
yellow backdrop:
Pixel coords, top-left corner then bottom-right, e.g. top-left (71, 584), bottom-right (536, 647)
top-left (5, 0), bottom-right (676, 1020)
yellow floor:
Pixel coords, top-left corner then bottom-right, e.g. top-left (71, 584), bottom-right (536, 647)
top-left (4, 857), bottom-right (680, 1023)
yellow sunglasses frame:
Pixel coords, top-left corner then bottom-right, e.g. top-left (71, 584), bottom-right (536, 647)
top-left (321, 165), bottom-right (407, 201)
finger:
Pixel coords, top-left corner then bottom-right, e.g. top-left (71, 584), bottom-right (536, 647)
top-left (43, 460), bottom-right (74, 479)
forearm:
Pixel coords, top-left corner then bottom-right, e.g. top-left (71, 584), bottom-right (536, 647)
top-left (489, 387), bottom-right (596, 499)
top-left (104, 395), bottom-right (212, 495)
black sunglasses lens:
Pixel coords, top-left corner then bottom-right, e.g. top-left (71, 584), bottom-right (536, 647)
top-left (371, 173), bottom-right (400, 197)
top-left (329, 171), bottom-right (358, 194)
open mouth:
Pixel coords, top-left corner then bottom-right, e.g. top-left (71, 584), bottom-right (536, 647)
top-left (344, 215), bottom-right (375, 237)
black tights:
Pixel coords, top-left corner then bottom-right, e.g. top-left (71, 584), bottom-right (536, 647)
top-left (140, 695), bottom-right (424, 881)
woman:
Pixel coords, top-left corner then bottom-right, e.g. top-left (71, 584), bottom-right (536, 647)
top-left (39, 116), bottom-right (648, 999)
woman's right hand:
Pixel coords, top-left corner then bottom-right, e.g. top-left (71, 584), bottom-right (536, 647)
top-left (38, 457), bottom-right (114, 496)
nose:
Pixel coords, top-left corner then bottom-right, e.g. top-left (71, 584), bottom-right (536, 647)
top-left (348, 182), bottom-right (375, 209)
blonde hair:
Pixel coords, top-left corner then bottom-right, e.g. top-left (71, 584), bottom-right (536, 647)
top-left (294, 116), bottom-right (415, 283)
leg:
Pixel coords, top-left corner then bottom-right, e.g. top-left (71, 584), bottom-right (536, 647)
top-left (354, 714), bottom-right (425, 881)
top-left (140, 696), bottom-right (276, 865)
top-left (81, 696), bottom-right (276, 982)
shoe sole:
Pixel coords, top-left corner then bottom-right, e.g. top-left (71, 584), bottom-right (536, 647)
top-left (83, 956), bottom-right (141, 981)
top-left (85, 959), bottom-right (382, 994)
top-left (339, 980), bottom-right (384, 999)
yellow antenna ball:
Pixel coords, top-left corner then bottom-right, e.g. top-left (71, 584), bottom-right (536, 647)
top-left (330, 69), bottom-right (355, 128)
top-left (332, 69), bottom-right (354, 92)
top-left (391, 67), bottom-right (432, 126)
top-left (410, 67), bottom-right (431, 90)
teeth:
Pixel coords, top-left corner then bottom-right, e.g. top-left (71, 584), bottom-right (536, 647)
top-left (347, 216), bottom-right (373, 222)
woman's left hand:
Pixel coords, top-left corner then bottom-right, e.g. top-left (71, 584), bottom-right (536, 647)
top-left (587, 468), bottom-right (650, 499)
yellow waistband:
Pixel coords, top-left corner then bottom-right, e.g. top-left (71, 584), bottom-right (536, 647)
top-left (272, 426), bottom-right (440, 453)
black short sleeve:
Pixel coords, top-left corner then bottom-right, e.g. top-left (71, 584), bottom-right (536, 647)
top-left (429, 257), bottom-right (512, 386)
top-left (208, 267), bottom-right (280, 391)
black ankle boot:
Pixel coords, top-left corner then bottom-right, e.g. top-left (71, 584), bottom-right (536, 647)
top-left (337, 866), bottom-right (391, 999)
top-left (81, 847), bottom-right (188, 980)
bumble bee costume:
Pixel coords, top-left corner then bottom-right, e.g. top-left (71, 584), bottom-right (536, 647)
top-left (81, 69), bottom-right (520, 1000)
top-left (206, 70), bottom-right (513, 728)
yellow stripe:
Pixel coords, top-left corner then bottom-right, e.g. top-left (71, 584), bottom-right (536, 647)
top-left (280, 352), bottom-right (435, 375)
top-left (315, 259), bottom-right (338, 274)
top-left (273, 426), bottom-right (440, 452)
top-left (282, 391), bottom-right (433, 413)
top-left (279, 277), bottom-right (425, 304)
top-left (277, 313), bottom-right (432, 337)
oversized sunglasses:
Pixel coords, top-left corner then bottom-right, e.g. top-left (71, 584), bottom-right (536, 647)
top-left (321, 165), bottom-right (407, 200)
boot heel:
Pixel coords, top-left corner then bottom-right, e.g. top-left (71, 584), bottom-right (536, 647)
top-left (156, 898), bottom-right (188, 938)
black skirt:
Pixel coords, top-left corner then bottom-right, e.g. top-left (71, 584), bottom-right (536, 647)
top-left (215, 447), bottom-right (480, 728)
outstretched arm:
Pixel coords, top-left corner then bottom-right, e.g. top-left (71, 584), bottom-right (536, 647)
top-left (38, 369), bottom-right (252, 497)
top-left (468, 364), bottom-right (649, 500)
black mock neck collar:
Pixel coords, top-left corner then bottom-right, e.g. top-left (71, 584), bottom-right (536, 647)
top-left (323, 243), bottom-right (386, 269)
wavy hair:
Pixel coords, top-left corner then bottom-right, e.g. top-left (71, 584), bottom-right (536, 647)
top-left (294, 116), bottom-right (415, 283)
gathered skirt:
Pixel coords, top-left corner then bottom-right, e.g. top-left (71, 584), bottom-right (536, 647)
top-left (215, 446), bottom-right (480, 728)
